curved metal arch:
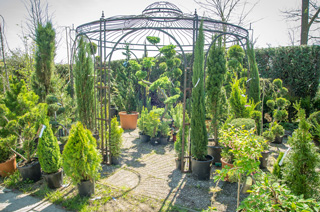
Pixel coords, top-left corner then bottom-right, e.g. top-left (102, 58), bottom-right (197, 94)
top-left (107, 28), bottom-right (188, 70)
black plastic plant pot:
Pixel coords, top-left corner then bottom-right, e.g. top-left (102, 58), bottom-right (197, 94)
top-left (191, 155), bottom-right (213, 181)
top-left (110, 107), bottom-right (118, 118)
top-left (175, 158), bottom-right (185, 170)
top-left (17, 160), bottom-right (41, 182)
top-left (159, 136), bottom-right (168, 145)
top-left (78, 180), bottom-right (95, 197)
top-left (207, 146), bottom-right (223, 163)
top-left (43, 169), bottom-right (63, 189)
top-left (140, 134), bottom-right (150, 143)
top-left (111, 156), bottom-right (120, 165)
top-left (272, 136), bottom-right (283, 144)
top-left (150, 137), bottom-right (160, 146)
top-left (259, 151), bottom-right (270, 169)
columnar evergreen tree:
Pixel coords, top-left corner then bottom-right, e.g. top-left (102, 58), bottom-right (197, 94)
top-left (284, 104), bottom-right (320, 199)
top-left (33, 21), bottom-right (56, 102)
top-left (247, 42), bottom-right (260, 106)
top-left (74, 36), bottom-right (95, 130)
top-left (190, 21), bottom-right (207, 161)
top-left (206, 36), bottom-right (227, 145)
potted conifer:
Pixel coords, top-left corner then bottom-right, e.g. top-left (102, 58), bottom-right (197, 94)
top-left (108, 117), bottom-right (124, 165)
top-left (190, 21), bottom-right (213, 180)
top-left (206, 36), bottom-right (227, 164)
top-left (158, 121), bottom-right (170, 145)
top-left (38, 119), bottom-right (63, 188)
top-left (138, 107), bottom-right (150, 142)
top-left (63, 122), bottom-right (102, 196)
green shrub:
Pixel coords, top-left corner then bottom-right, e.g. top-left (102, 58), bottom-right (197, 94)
top-left (0, 135), bottom-right (16, 163)
top-left (158, 120), bottom-right (170, 137)
top-left (63, 122), bottom-right (102, 184)
top-left (247, 42), bottom-right (261, 106)
top-left (272, 151), bottom-right (284, 179)
top-left (137, 107), bottom-right (148, 134)
top-left (230, 118), bottom-right (256, 130)
top-left (38, 119), bottom-right (62, 174)
top-left (175, 112), bottom-right (190, 159)
top-left (307, 111), bottom-right (320, 138)
top-left (107, 117), bottom-right (123, 158)
top-left (190, 21), bottom-right (208, 161)
top-left (271, 122), bottom-right (284, 137)
top-left (284, 104), bottom-right (320, 199)
top-left (250, 110), bottom-right (262, 135)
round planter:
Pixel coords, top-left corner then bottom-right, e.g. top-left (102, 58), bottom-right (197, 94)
top-left (272, 136), bottom-right (283, 144)
top-left (17, 160), bottom-right (41, 182)
top-left (259, 151), bottom-right (270, 169)
top-left (207, 146), bottom-right (223, 164)
top-left (43, 169), bottom-right (63, 189)
top-left (221, 158), bottom-right (234, 182)
top-left (159, 136), bottom-right (168, 145)
top-left (0, 155), bottom-right (17, 177)
top-left (140, 133), bottom-right (150, 143)
top-left (119, 111), bottom-right (139, 130)
top-left (150, 137), bottom-right (160, 146)
top-left (191, 155), bottom-right (213, 180)
top-left (77, 180), bottom-right (95, 197)
top-left (110, 107), bottom-right (118, 118)
top-left (175, 158), bottom-right (185, 170)
top-left (111, 156), bottom-right (120, 165)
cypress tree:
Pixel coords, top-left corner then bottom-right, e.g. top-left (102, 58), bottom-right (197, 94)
top-left (74, 36), bottom-right (95, 130)
top-left (190, 21), bottom-right (207, 161)
top-left (247, 42), bottom-right (261, 106)
top-left (206, 36), bottom-right (227, 145)
top-left (34, 22), bottom-right (56, 102)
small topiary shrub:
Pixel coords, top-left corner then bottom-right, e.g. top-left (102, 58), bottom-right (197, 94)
top-left (38, 119), bottom-right (62, 174)
top-left (230, 118), bottom-right (256, 130)
top-left (63, 122), bottom-right (102, 184)
top-left (107, 117), bottom-right (124, 158)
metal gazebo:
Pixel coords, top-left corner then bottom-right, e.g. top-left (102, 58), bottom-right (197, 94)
top-left (74, 1), bottom-right (249, 170)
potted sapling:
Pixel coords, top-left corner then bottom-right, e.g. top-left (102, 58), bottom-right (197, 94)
top-left (107, 117), bottom-right (124, 165)
top-left (37, 119), bottom-right (63, 188)
top-left (137, 107), bottom-right (150, 142)
top-left (145, 109), bottom-right (160, 146)
top-left (63, 122), bottom-right (102, 196)
top-left (158, 120), bottom-right (170, 145)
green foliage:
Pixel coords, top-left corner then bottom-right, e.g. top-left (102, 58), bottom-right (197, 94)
top-left (74, 36), bottom-right (95, 130)
top-left (229, 79), bottom-right (250, 118)
top-left (230, 118), bottom-right (256, 130)
top-left (190, 21), bottom-right (207, 161)
top-left (158, 120), bottom-right (170, 137)
top-left (170, 103), bottom-right (183, 129)
top-left (146, 36), bottom-right (160, 45)
top-left (238, 173), bottom-right (320, 211)
top-left (38, 119), bottom-right (62, 174)
top-left (272, 151), bottom-right (284, 179)
top-left (33, 21), bottom-right (56, 101)
top-left (107, 117), bottom-right (123, 158)
top-left (255, 45), bottom-right (320, 99)
top-left (247, 42), bottom-right (261, 106)
top-left (0, 135), bottom-right (16, 163)
top-left (137, 107), bottom-right (148, 134)
top-left (206, 36), bottom-right (227, 145)
top-left (0, 79), bottom-right (47, 163)
top-left (144, 108), bottom-right (160, 138)
top-left (307, 111), bottom-right (320, 138)
top-left (284, 104), bottom-right (320, 199)
top-left (174, 112), bottom-right (190, 159)
top-left (250, 110), bottom-right (262, 135)
top-left (271, 122), bottom-right (285, 137)
top-left (63, 122), bottom-right (102, 184)
top-left (159, 44), bottom-right (176, 59)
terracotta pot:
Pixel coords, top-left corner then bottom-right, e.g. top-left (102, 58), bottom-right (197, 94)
top-left (221, 158), bottom-right (234, 182)
top-left (119, 111), bottom-right (139, 130)
top-left (0, 155), bottom-right (17, 177)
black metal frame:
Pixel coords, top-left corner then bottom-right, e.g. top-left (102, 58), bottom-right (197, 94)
top-left (72, 1), bottom-right (250, 168)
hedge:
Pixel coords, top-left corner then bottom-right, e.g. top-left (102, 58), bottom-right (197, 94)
top-left (255, 45), bottom-right (320, 99)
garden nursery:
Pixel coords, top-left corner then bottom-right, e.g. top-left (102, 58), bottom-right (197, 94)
top-left (1, 1), bottom-right (320, 212)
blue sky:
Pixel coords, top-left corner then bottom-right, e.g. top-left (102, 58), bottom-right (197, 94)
top-left (0, 0), bottom-right (301, 63)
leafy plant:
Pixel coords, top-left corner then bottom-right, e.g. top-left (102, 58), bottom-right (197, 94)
top-left (137, 107), bottom-right (148, 134)
top-left (62, 122), bottom-right (102, 184)
top-left (158, 120), bottom-right (170, 137)
top-left (283, 103), bottom-right (320, 199)
top-left (229, 118), bottom-right (256, 130)
top-left (169, 103), bottom-right (183, 130)
top-left (107, 117), bottom-right (124, 158)
top-left (174, 111), bottom-right (190, 159)
top-left (307, 111), bottom-right (320, 139)
top-left (144, 108), bottom-right (160, 138)
top-left (206, 36), bottom-right (227, 145)
top-left (238, 172), bottom-right (320, 211)
top-left (37, 119), bottom-right (62, 174)
top-left (247, 42), bottom-right (261, 106)
top-left (74, 36), bottom-right (95, 130)
top-left (272, 151), bottom-right (284, 179)
top-left (190, 21), bottom-right (208, 161)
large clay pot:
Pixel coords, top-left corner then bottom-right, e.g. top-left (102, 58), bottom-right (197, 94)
top-left (17, 160), bottom-right (42, 182)
top-left (43, 169), bottom-right (64, 189)
top-left (78, 180), bottom-right (95, 197)
top-left (119, 111), bottom-right (139, 130)
top-left (221, 158), bottom-right (234, 182)
top-left (191, 155), bottom-right (213, 180)
top-left (0, 155), bottom-right (17, 177)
